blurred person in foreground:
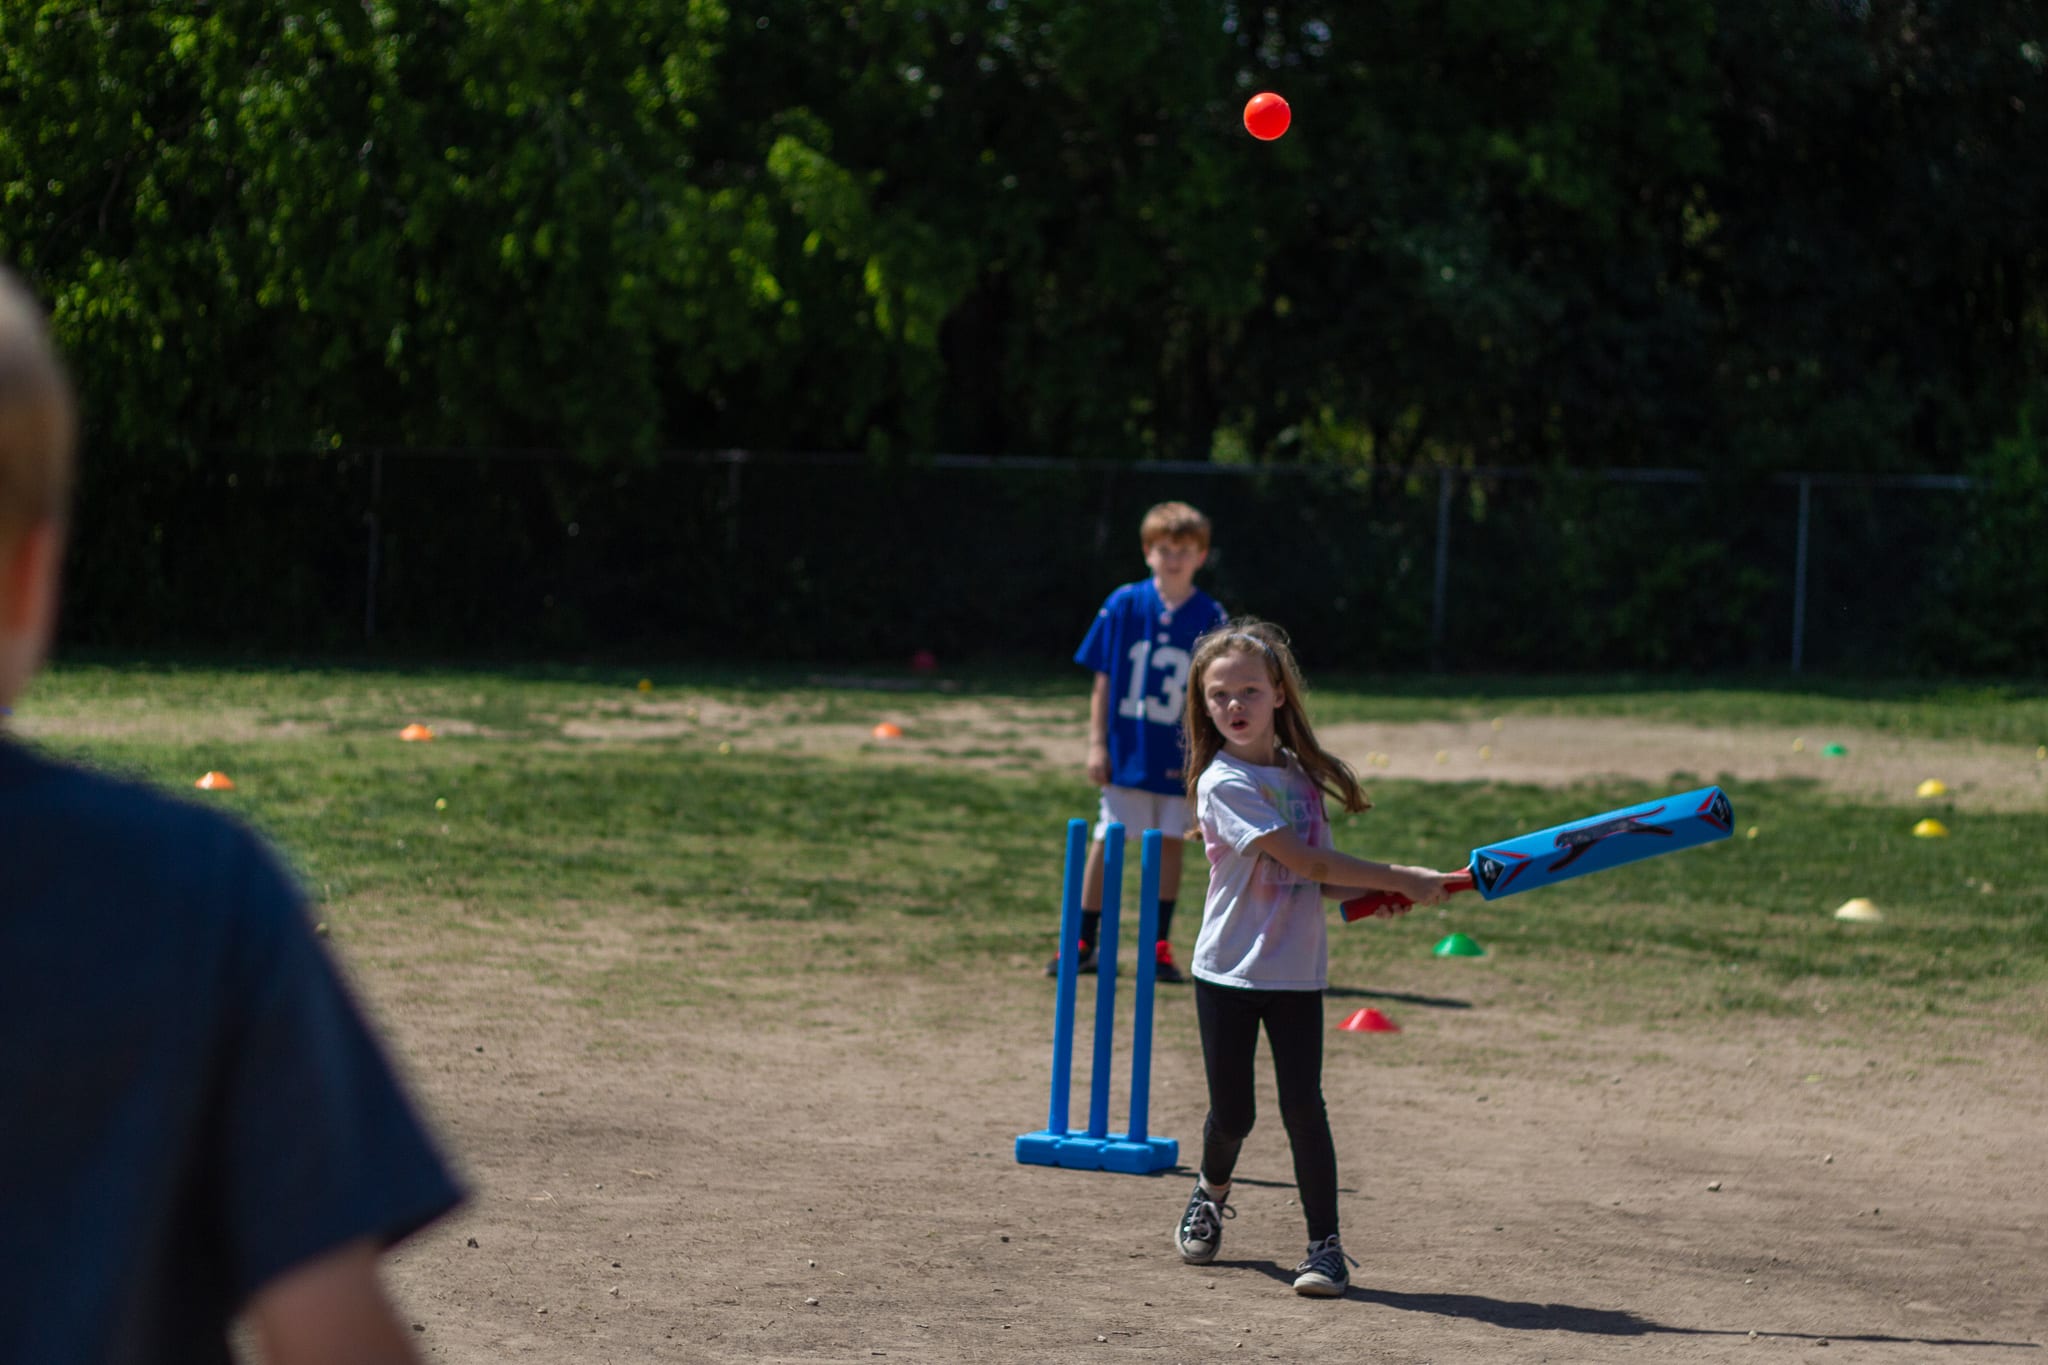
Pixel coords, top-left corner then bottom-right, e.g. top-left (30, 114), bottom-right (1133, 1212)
top-left (0, 261), bottom-right (464, 1364)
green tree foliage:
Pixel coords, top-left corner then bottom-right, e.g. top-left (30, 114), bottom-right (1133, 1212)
top-left (1220, 0), bottom-right (1724, 480)
top-left (1, 0), bottom-right (952, 456)
top-left (1919, 393), bottom-right (2048, 671)
top-left (2, 0), bottom-right (2042, 474)
top-left (1701, 2), bottom-right (2048, 475)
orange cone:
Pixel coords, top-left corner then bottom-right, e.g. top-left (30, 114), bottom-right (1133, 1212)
top-left (194, 771), bottom-right (235, 790)
top-left (1340, 1007), bottom-right (1399, 1033)
top-left (872, 722), bottom-right (904, 740)
top-left (398, 723), bottom-right (436, 742)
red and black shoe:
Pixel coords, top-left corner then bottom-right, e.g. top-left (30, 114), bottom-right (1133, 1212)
top-left (1043, 941), bottom-right (1098, 977)
top-left (1153, 939), bottom-right (1187, 984)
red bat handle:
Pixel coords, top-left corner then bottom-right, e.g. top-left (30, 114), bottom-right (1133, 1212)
top-left (1341, 868), bottom-right (1477, 923)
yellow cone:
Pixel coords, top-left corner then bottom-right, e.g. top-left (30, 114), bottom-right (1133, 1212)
top-left (1915, 778), bottom-right (1948, 798)
top-left (1911, 818), bottom-right (1949, 838)
top-left (1833, 898), bottom-right (1883, 922)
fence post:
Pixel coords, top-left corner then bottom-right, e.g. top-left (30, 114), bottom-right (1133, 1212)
top-left (363, 449), bottom-right (383, 643)
top-left (723, 452), bottom-right (743, 556)
top-left (1430, 466), bottom-right (1452, 671)
top-left (1790, 475), bottom-right (1811, 673)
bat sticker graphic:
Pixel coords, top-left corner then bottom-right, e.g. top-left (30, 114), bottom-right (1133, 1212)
top-left (1543, 807), bottom-right (1672, 874)
top-left (1343, 786), bottom-right (1734, 922)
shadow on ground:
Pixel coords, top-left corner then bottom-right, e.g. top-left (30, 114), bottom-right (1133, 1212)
top-left (1214, 1264), bottom-right (2040, 1350)
top-left (1327, 985), bottom-right (1472, 1009)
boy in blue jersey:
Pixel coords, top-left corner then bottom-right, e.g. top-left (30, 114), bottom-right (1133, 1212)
top-left (0, 263), bottom-right (464, 1363)
top-left (1049, 501), bottom-right (1228, 983)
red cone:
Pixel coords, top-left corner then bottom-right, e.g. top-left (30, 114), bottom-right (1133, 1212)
top-left (1340, 1007), bottom-right (1399, 1033)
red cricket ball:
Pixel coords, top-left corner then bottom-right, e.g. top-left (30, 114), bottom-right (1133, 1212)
top-left (1243, 92), bottom-right (1290, 141)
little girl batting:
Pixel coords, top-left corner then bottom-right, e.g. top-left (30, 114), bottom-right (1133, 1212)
top-left (1174, 619), bottom-right (1458, 1297)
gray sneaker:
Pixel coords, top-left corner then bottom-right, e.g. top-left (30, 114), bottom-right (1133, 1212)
top-left (1174, 1181), bottom-right (1233, 1264)
top-left (1292, 1234), bottom-right (1356, 1297)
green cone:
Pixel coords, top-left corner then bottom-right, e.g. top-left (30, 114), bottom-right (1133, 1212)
top-left (1433, 931), bottom-right (1486, 958)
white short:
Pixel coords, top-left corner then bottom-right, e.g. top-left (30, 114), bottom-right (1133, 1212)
top-left (1095, 785), bottom-right (1192, 844)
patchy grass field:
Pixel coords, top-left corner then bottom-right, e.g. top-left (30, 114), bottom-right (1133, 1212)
top-left (14, 661), bottom-right (2048, 1362)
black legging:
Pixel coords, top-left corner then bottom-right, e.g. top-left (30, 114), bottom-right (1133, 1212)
top-left (1194, 977), bottom-right (1339, 1245)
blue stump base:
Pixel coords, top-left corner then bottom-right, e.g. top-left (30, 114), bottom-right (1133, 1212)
top-left (1100, 1135), bottom-right (1179, 1174)
top-left (1015, 1129), bottom-right (1179, 1174)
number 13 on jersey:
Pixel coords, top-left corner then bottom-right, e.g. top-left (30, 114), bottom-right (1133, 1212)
top-left (1120, 643), bottom-right (1192, 724)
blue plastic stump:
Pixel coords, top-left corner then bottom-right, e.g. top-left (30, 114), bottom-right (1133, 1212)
top-left (1101, 829), bottom-right (1177, 1173)
top-left (1016, 822), bottom-right (1178, 1175)
top-left (1015, 819), bottom-right (1088, 1167)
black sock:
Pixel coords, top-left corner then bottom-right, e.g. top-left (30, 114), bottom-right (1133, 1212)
top-left (1156, 898), bottom-right (1177, 942)
top-left (1080, 910), bottom-right (1101, 950)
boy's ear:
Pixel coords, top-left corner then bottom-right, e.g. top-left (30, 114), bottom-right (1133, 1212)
top-left (0, 521), bottom-right (63, 632)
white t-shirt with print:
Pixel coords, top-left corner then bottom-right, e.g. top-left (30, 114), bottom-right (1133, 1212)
top-left (1191, 749), bottom-right (1333, 992)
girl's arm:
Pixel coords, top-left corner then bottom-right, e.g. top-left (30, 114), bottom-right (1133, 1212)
top-left (1248, 827), bottom-right (1459, 907)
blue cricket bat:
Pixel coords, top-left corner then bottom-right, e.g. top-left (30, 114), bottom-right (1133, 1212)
top-left (1342, 786), bottom-right (1734, 922)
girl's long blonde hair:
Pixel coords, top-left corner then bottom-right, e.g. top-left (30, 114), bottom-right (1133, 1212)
top-left (1181, 618), bottom-right (1372, 816)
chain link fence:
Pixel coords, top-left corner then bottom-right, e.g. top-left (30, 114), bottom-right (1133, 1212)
top-left (60, 448), bottom-right (1987, 674)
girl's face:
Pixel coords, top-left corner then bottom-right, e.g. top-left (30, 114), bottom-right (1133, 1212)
top-left (1201, 648), bottom-right (1283, 765)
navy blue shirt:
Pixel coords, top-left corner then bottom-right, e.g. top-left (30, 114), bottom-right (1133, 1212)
top-left (0, 739), bottom-right (464, 1364)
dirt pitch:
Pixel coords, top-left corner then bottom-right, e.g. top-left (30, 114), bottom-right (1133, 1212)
top-left (331, 710), bottom-right (2044, 1365)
